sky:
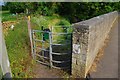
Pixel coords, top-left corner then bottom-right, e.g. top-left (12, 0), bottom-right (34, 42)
top-left (0, 1), bottom-right (4, 6)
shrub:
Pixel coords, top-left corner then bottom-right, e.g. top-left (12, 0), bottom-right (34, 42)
top-left (55, 19), bottom-right (70, 26)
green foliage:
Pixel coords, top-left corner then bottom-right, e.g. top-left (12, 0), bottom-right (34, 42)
top-left (55, 19), bottom-right (71, 26)
top-left (31, 15), bottom-right (71, 45)
top-left (6, 2), bottom-right (25, 13)
top-left (57, 2), bottom-right (120, 23)
top-left (5, 2), bottom-right (120, 23)
top-left (4, 20), bottom-right (35, 78)
top-left (2, 5), bottom-right (8, 11)
top-left (5, 2), bottom-right (37, 14)
top-left (31, 15), bottom-right (71, 30)
top-left (1, 11), bottom-right (17, 22)
top-left (3, 3), bottom-right (120, 78)
top-left (31, 16), bottom-right (49, 29)
top-left (5, 2), bottom-right (59, 16)
top-left (35, 2), bottom-right (59, 16)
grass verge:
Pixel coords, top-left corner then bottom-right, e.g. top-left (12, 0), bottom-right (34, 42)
top-left (4, 19), bottom-right (35, 78)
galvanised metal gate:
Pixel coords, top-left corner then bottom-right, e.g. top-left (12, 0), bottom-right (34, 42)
top-left (31, 26), bottom-right (72, 70)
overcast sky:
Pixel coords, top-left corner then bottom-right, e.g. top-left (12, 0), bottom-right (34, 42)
top-left (0, 1), bottom-right (4, 6)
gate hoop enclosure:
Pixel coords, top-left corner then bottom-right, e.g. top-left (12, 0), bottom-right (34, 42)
top-left (31, 26), bottom-right (72, 70)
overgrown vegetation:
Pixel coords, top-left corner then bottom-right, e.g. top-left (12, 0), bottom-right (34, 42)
top-left (2, 10), bottom-right (71, 78)
top-left (1, 11), bottom-right (25, 22)
top-left (3, 2), bottom-right (120, 23)
top-left (2, 2), bottom-right (120, 78)
top-left (1, 11), bottom-right (17, 22)
top-left (31, 14), bottom-right (71, 29)
top-left (31, 14), bottom-right (72, 44)
top-left (3, 19), bottom-right (35, 78)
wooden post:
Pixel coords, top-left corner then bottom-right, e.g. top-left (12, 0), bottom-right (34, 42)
top-left (27, 16), bottom-right (33, 58)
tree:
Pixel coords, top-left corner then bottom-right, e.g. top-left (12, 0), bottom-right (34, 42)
top-left (4, 2), bottom-right (120, 22)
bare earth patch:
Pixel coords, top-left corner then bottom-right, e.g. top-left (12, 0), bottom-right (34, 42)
top-left (33, 63), bottom-right (70, 78)
top-left (2, 21), bottom-right (19, 36)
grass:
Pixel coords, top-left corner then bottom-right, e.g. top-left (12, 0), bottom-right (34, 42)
top-left (31, 15), bottom-right (72, 44)
top-left (31, 15), bottom-right (72, 78)
top-left (1, 11), bottom-right (25, 22)
top-left (1, 11), bottom-right (17, 22)
top-left (2, 11), bottom-right (72, 78)
top-left (2, 10), bottom-right (35, 78)
top-left (4, 19), bottom-right (35, 78)
top-left (31, 15), bottom-right (71, 29)
top-left (31, 14), bottom-right (72, 58)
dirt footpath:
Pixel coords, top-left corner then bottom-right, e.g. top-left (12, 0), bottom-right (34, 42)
top-left (90, 17), bottom-right (119, 78)
top-left (33, 63), bottom-right (70, 78)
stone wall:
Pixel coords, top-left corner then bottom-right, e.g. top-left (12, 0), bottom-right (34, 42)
top-left (72, 11), bottom-right (118, 78)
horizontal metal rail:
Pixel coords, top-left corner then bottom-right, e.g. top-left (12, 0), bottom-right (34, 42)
top-left (33, 47), bottom-right (49, 52)
top-left (52, 65), bottom-right (70, 70)
top-left (32, 28), bottom-right (72, 70)
top-left (51, 43), bottom-right (71, 46)
top-left (52, 60), bottom-right (70, 63)
top-left (52, 52), bottom-right (70, 55)
top-left (52, 33), bottom-right (72, 35)
top-left (36, 60), bottom-right (50, 66)
top-left (32, 30), bottom-right (50, 33)
top-left (36, 54), bottom-right (49, 59)
top-left (34, 39), bottom-right (45, 42)
top-left (52, 40), bottom-right (71, 43)
top-left (52, 42), bottom-right (71, 45)
top-left (52, 26), bottom-right (71, 28)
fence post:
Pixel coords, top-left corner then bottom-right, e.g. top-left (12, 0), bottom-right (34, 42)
top-left (27, 16), bottom-right (33, 58)
top-left (49, 32), bottom-right (53, 68)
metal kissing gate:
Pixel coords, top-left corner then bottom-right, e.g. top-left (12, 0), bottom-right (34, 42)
top-left (31, 26), bottom-right (72, 70)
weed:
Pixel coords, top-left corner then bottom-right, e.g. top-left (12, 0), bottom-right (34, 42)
top-left (4, 20), bottom-right (35, 78)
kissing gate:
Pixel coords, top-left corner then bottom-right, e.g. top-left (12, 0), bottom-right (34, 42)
top-left (31, 26), bottom-right (72, 71)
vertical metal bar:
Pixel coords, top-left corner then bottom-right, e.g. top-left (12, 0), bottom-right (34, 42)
top-left (70, 33), bottom-right (73, 74)
top-left (51, 26), bottom-right (53, 32)
top-left (31, 30), bottom-right (34, 59)
top-left (33, 31), bottom-right (36, 60)
top-left (49, 32), bottom-right (53, 68)
top-left (66, 27), bottom-right (68, 42)
top-left (41, 31), bottom-right (44, 62)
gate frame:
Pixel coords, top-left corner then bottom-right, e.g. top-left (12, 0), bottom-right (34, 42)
top-left (31, 26), bottom-right (72, 70)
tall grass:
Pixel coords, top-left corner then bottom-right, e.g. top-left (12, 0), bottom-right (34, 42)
top-left (2, 11), bottom-right (17, 22)
top-left (2, 11), bottom-right (25, 22)
top-left (31, 15), bottom-right (72, 45)
top-left (4, 20), bottom-right (35, 78)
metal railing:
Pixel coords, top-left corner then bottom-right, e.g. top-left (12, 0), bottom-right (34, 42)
top-left (31, 26), bottom-right (72, 70)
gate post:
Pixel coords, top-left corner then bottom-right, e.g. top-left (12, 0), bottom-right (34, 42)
top-left (49, 32), bottom-right (53, 68)
top-left (27, 16), bottom-right (33, 57)
top-left (72, 24), bottom-right (89, 78)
